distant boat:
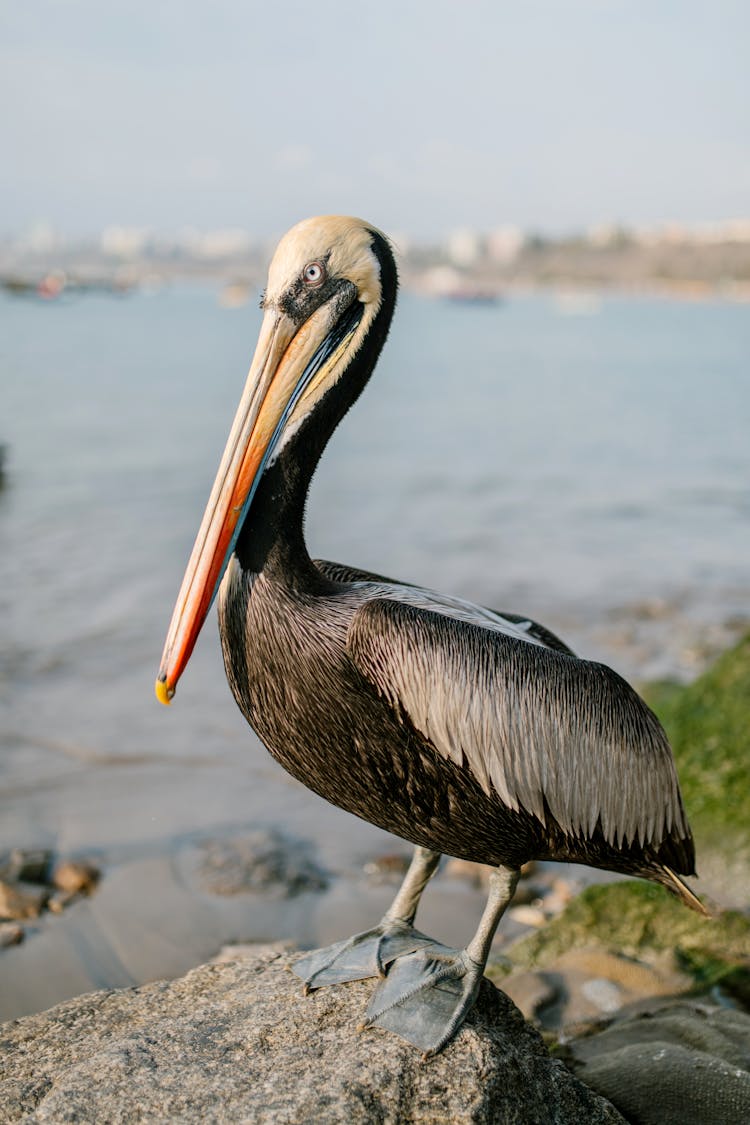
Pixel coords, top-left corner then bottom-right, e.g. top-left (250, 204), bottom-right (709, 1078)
top-left (1, 273), bottom-right (134, 299)
top-left (1, 271), bottom-right (67, 298)
top-left (2, 277), bottom-right (40, 297)
top-left (36, 273), bottom-right (66, 299)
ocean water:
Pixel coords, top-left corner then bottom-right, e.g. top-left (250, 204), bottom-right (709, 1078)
top-left (0, 284), bottom-right (748, 1017)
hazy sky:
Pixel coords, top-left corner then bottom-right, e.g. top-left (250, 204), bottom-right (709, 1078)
top-left (1, 1), bottom-right (748, 238)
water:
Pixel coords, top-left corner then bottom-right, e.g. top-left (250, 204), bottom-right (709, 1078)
top-left (1, 285), bottom-right (748, 1018)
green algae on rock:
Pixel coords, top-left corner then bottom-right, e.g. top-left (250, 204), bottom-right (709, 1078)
top-left (644, 631), bottom-right (750, 851)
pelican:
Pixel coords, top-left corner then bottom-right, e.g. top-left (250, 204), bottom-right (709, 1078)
top-left (157, 216), bottom-right (705, 1054)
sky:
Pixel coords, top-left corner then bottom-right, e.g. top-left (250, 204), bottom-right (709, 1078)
top-left (1, 1), bottom-right (748, 239)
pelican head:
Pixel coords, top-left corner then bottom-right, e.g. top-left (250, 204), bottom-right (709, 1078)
top-left (156, 216), bottom-right (395, 705)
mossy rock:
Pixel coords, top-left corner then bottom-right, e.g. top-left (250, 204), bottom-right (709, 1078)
top-left (643, 631), bottom-right (750, 852)
top-left (496, 882), bottom-right (750, 1003)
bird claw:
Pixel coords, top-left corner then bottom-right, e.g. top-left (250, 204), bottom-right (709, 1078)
top-left (293, 919), bottom-right (439, 989)
top-left (362, 946), bottom-right (483, 1055)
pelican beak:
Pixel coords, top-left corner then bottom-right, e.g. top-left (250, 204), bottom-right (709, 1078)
top-left (156, 289), bottom-right (360, 705)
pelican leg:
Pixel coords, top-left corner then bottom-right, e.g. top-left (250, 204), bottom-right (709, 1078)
top-left (361, 864), bottom-right (520, 1055)
top-left (293, 846), bottom-right (441, 989)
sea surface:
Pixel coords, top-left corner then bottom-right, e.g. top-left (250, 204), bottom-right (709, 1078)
top-left (1, 284), bottom-right (748, 1019)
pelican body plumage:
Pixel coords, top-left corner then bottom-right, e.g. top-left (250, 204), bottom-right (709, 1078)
top-left (157, 216), bottom-right (704, 1054)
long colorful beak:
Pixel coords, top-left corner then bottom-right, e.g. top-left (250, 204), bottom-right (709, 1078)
top-left (156, 292), bottom-right (361, 705)
top-left (156, 308), bottom-right (297, 703)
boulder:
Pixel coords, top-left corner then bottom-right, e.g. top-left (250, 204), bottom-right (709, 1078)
top-left (0, 948), bottom-right (623, 1124)
top-left (564, 1000), bottom-right (750, 1125)
top-left (194, 828), bottom-right (328, 898)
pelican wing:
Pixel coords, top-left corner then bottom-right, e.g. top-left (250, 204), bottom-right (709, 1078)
top-left (315, 558), bottom-right (575, 655)
top-left (347, 598), bottom-right (688, 850)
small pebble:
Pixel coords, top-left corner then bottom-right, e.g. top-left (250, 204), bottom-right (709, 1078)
top-left (443, 858), bottom-right (488, 887)
top-left (541, 892), bottom-right (571, 916)
top-left (52, 860), bottom-right (100, 895)
top-left (363, 853), bottom-right (411, 880)
top-left (552, 877), bottom-right (576, 902)
top-left (0, 880), bottom-right (48, 920)
top-left (510, 882), bottom-right (544, 907)
top-left (0, 921), bottom-right (24, 947)
top-left (4, 848), bottom-right (53, 885)
top-left (581, 977), bottom-right (624, 1014)
top-left (47, 889), bottom-right (78, 914)
top-left (507, 904), bottom-right (547, 928)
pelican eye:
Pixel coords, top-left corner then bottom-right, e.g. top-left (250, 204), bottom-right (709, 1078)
top-left (302, 261), bottom-right (326, 287)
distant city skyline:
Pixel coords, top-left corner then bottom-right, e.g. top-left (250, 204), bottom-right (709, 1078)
top-left (2, 2), bottom-right (748, 240)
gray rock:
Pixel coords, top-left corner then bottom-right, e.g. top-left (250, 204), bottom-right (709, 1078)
top-left (196, 828), bottom-right (328, 898)
top-left (0, 880), bottom-right (48, 921)
top-left (0, 849), bottom-right (53, 885)
top-left (0, 949), bottom-right (623, 1124)
top-left (565, 1000), bottom-right (750, 1125)
top-left (501, 969), bottom-right (559, 1021)
top-left (0, 922), bottom-right (24, 948)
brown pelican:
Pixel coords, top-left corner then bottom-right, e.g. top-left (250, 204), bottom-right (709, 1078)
top-left (157, 216), bottom-right (705, 1054)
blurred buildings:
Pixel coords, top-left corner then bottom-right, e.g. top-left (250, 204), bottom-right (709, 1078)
top-left (2, 219), bottom-right (750, 300)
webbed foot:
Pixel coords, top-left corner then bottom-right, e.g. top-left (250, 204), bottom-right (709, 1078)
top-left (361, 945), bottom-right (484, 1055)
top-left (293, 920), bottom-right (439, 990)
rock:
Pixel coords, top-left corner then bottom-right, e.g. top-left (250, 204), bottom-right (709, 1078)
top-left (196, 829), bottom-right (328, 898)
top-left (0, 923), bottom-right (24, 948)
top-left (0, 853), bottom-right (99, 929)
top-left (502, 970), bottom-right (559, 1021)
top-left (507, 904), bottom-right (547, 928)
top-left (498, 948), bottom-right (688, 1033)
top-left (0, 949), bottom-right (624, 1124)
top-left (553, 948), bottom-right (688, 1031)
top-left (363, 852), bottom-right (411, 882)
top-left (579, 978), bottom-right (623, 1015)
top-left (0, 880), bottom-right (48, 921)
top-left (46, 890), bottom-right (78, 915)
top-left (0, 848), bottom-right (53, 885)
top-left (51, 860), bottom-right (100, 896)
top-left (563, 1001), bottom-right (750, 1125)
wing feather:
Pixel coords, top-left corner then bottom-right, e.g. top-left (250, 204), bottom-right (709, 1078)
top-left (347, 598), bottom-right (689, 850)
top-left (314, 558), bottom-right (575, 655)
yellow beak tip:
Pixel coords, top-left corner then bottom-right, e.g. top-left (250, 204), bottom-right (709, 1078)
top-left (155, 677), bottom-right (176, 706)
